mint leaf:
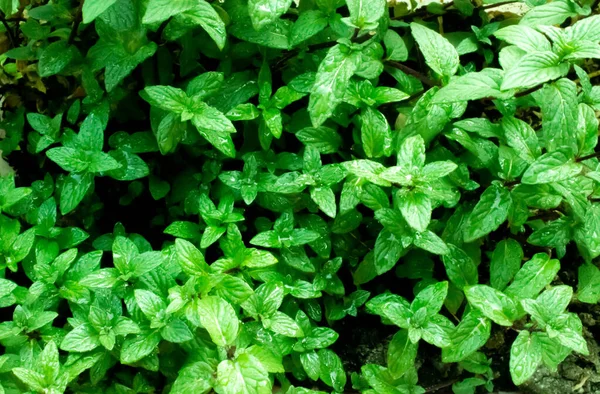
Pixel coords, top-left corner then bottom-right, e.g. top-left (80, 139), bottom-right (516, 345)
top-left (309, 45), bottom-right (359, 127)
top-left (410, 23), bottom-right (460, 79)
top-left (510, 330), bottom-right (542, 385)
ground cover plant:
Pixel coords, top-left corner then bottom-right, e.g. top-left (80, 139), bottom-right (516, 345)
top-left (1, 0), bottom-right (600, 392)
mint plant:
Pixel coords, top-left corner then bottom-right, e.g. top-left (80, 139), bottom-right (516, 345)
top-left (1, 0), bottom-right (600, 393)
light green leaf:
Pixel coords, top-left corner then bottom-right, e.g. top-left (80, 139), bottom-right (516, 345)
top-left (520, 0), bottom-right (578, 27)
top-left (501, 116), bottom-right (541, 164)
top-left (463, 183), bottom-right (511, 242)
top-left (170, 362), bottom-right (215, 394)
top-left (143, 0), bottom-right (196, 24)
top-left (318, 349), bottom-right (346, 392)
top-left (433, 68), bottom-right (509, 103)
top-left (360, 107), bottom-right (391, 159)
top-left (510, 330), bottom-right (542, 386)
top-left (537, 79), bottom-right (579, 154)
top-left (309, 45), bottom-right (359, 127)
top-left (387, 329), bottom-right (418, 379)
top-left (216, 354), bottom-right (270, 394)
top-left (521, 149), bottom-right (582, 185)
top-left (290, 10), bottom-right (328, 47)
top-left (384, 30), bottom-right (408, 62)
top-left (345, 0), bottom-right (386, 29)
top-left (505, 253), bottom-right (560, 300)
top-left (501, 52), bottom-right (567, 90)
top-left (577, 263), bottom-right (600, 303)
top-left (441, 244), bottom-right (478, 291)
top-left (442, 309), bottom-right (491, 363)
top-left (410, 23), bottom-right (459, 78)
top-left (490, 239), bottom-right (523, 291)
top-left (494, 25), bottom-right (551, 53)
top-left (61, 324), bottom-right (100, 352)
top-left (310, 186), bottom-right (337, 218)
top-left (465, 285), bottom-right (519, 326)
top-left (82, 0), bottom-right (118, 23)
top-left (196, 296), bottom-right (239, 346)
top-left (248, 0), bottom-right (293, 30)
top-left (399, 192), bottom-right (431, 232)
top-left (178, 1), bottom-right (227, 50)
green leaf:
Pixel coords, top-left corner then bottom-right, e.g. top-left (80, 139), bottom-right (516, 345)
top-left (248, 0), bottom-right (293, 30)
top-left (387, 329), bottom-right (418, 379)
top-left (82, 0), bottom-right (118, 23)
top-left (121, 331), bottom-right (162, 364)
top-left (465, 285), bottom-right (519, 326)
top-left (296, 127), bottom-right (342, 154)
top-left (345, 0), bottom-right (386, 29)
top-left (196, 296), bottom-right (239, 346)
top-left (191, 104), bottom-right (236, 158)
top-left (399, 192), bottom-right (431, 232)
top-left (433, 68), bottom-right (509, 103)
top-left (141, 86), bottom-right (189, 114)
top-left (61, 324), bottom-right (101, 352)
top-left (441, 244), bottom-right (478, 291)
top-left (501, 116), bottom-right (541, 164)
top-left (60, 173), bottom-right (93, 215)
top-left (135, 289), bottom-right (166, 320)
top-left (374, 229), bottom-right (404, 275)
top-left (510, 330), bottom-right (542, 386)
top-left (577, 263), bottom-right (600, 303)
top-left (308, 44), bottom-right (359, 127)
top-left (442, 309), bottom-right (491, 363)
top-left (567, 14), bottom-right (600, 42)
top-left (411, 281), bottom-right (448, 318)
top-left (505, 253), bottom-right (560, 300)
top-left (38, 41), bottom-right (75, 77)
top-left (170, 362), bottom-right (215, 394)
top-left (177, 1), bottom-right (227, 51)
top-left (263, 311), bottom-right (304, 337)
top-left (161, 318), bottom-right (194, 343)
top-left (290, 10), bottom-right (328, 47)
top-left (384, 30), bottom-right (408, 62)
top-left (216, 354), bottom-right (270, 394)
top-left (318, 349), bottom-right (346, 392)
top-left (537, 79), bottom-right (579, 154)
top-left (490, 239), bottom-right (523, 291)
top-left (410, 23), bottom-right (459, 78)
top-left (175, 238), bottom-right (209, 276)
top-left (521, 149), bottom-right (582, 185)
top-left (143, 0), bottom-right (196, 24)
top-left (520, 0), bottom-right (578, 27)
top-left (493, 25), bottom-right (551, 53)
top-left (463, 183), bottom-right (511, 242)
top-left (310, 186), bottom-right (337, 218)
top-left (501, 52), bottom-right (567, 90)
top-left (46, 147), bottom-right (89, 172)
top-left (300, 351), bottom-right (321, 381)
top-left (360, 107), bottom-right (391, 159)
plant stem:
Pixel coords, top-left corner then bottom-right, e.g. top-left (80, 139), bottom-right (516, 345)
top-left (68, 0), bottom-right (84, 46)
top-left (0, 12), bottom-right (15, 48)
top-left (514, 83), bottom-right (544, 98)
top-left (481, 0), bottom-right (520, 10)
top-left (577, 151), bottom-right (600, 162)
top-left (385, 60), bottom-right (440, 87)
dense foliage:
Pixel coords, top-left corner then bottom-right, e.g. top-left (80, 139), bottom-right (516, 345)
top-left (1, 0), bottom-right (600, 392)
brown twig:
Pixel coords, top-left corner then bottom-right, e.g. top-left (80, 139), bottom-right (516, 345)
top-left (577, 151), bottom-right (600, 162)
top-left (0, 11), bottom-right (15, 48)
top-left (425, 378), bottom-right (459, 392)
top-left (514, 84), bottom-right (544, 98)
top-left (481, 0), bottom-right (521, 10)
top-left (385, 60), bottom-right (440, 87)
top-left (67, 0), bottom-right (84, 46)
